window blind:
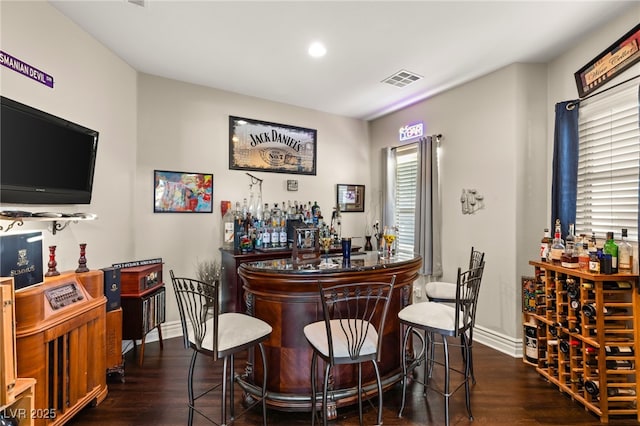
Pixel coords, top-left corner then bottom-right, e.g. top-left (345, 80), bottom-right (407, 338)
top-left (576, 83), bottom-right (639, 241)
top-left (394, 143), bottom-right (418, 256)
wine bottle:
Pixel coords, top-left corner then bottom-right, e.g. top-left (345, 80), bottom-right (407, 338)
top-left (607, 387), bottom-right (636, 396)
top-left (581, 303), bottom-right (627, 319)
top-left (585, 379), bottom-right (600, 396)
top-left (605, 359), bottom-right (633, 370)
top-left (524, 324), bottom-right (538, 363)
top-left (605, 345), bottom-right (634, 356)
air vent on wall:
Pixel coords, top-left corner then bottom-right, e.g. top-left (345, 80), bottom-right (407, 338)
top-left (382, 69), bottom-right (423, 88)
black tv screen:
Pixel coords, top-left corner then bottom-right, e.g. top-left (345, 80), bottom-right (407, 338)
top-left (0, 96), bottom-right (99, 204)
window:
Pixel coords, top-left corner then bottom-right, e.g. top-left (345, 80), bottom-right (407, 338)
top-left (394, 143), bottom-right (418, 256)
top-left (576, 83), bottom-right (639, 241)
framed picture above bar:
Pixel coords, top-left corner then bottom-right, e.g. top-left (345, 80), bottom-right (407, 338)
top-left (153, 170), bottom-right (213, 213)
top-left (229, 116), bottom-right (317, 175)
top-left (574, 22), bottom-right (640, 97)
top-left (336, 184), bottom-right (365, 213)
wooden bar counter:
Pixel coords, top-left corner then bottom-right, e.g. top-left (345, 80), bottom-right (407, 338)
top-left (237, 252), bottom-right (422, 415)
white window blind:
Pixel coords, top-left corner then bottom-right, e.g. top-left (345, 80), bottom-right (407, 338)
top-left (576, 82), bottom-right (639, 241)
top-left (394, 143), bottom-right (418, 256)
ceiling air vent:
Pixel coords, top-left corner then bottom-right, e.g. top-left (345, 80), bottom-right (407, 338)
top-left (382, 69), bottom-right (422, 88)
top-left (128, 0), bottom-right (146, 7)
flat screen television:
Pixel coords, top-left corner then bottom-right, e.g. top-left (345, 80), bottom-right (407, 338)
top-left (0, 96), bottom-right (99, 204)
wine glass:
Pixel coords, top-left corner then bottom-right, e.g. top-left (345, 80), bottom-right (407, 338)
top-left (383, 230), bottom-right (396, 258)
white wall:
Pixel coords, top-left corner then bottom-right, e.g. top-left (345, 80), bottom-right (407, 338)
top-left (369, 63), bottom-right (548, 354)
top-left (136, 75), bottom-right (371, 323)
top-left (0, 2), bottom-right (138, 271)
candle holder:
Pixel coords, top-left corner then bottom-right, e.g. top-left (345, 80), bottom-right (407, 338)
top-left (75, 243), bottom-right (89, 273)
top-left (45, 245), bottom-right (60, 277)
top-left (364, 235), bottom-right (373, 251)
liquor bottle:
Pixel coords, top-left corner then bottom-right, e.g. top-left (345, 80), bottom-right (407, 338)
top-left (262, 223), bottom-right (271, 248)
top-left (561, 223), bottom-right (579, 268)
top-left (566, 223), bottom-right (576, 252)
top-left (589, 247), bottom-right (601, 274)
top-left (603, 231), bottom-right (618, 274)
top-left (271, 225), bottom-right (280, 248)
top-left (241, 198), bottom-right (249, 220)
top-left (618, 228), bottom-right (633, 274)
top-left (578, 242), bottom-right (590, 271)
top-left (549, 219), bottom-right (565, 265)
top-left (263, 203), bottom-right (271, 224)
top-left (233, 201), bottom-right (243, 251)
top-left (540, 228), bottom-right (551, 262)
top-left (222, 201), bottom-right (235, 250)
top-left (279, 222), bottom-right (287, 248)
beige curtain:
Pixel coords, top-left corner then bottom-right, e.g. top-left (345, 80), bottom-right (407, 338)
top-left (415, 135), bottom-right (442, 277)
top-left (381, 135), bottom-right (442, 277)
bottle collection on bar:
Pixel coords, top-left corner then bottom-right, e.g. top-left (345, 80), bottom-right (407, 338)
top-left (222, 199), bottom-right (341, 253)
top-left (541, 219), bottom-right (634, 274)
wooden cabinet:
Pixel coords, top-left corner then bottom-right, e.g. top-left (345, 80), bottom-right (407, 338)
top-left (120, 264), bottom-right (165, 366)
top-left (13, 270), bottom-right (107, 426)
top-left (526, 261), bottom-right (640, 423)
top-left (105, 308), bottom-right (124, 381)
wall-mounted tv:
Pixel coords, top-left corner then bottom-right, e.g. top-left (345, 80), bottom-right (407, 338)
top-left (0, 96), bottom-right (99, 204)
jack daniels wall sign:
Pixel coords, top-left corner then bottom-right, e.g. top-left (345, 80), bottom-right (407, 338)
top-left (229, 116), bottom-right (317, 175)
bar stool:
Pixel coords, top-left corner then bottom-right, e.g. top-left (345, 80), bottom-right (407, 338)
top-left (170, 270), bottom-right (272, 426)
top-left (398, 266), bottom-right (483, 426)
top-left (425, 247), bottom-right (484, 383)
top-left (303, 277), bottom-right (396, 426)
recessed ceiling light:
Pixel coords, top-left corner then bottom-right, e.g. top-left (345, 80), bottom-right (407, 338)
top-left (308, 42), bottom-right (327, 58)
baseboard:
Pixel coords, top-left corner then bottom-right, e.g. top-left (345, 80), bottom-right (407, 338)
top-left (473, 325), bottom-right (523, 358)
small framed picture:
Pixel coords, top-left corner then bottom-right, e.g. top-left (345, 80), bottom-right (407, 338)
top-left (154, 170), bottom-right (213, 213)
top-left (336, 184), bottom-right (365, 213)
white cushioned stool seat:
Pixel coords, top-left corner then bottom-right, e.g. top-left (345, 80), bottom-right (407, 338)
top-left (195, 313), bottom-right (272, 353)
top-left (425, 281), bottom-right (457, 301)
top-left (304, 319), bottom-right (378, 358)
top-left (398, 301), bottom-right (463, 331)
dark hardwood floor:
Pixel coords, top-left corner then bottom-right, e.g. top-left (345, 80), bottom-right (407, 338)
top-left (67, 337), bottom-right (639, 425)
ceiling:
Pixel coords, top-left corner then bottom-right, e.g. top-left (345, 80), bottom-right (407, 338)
top-left (50, 0), bottom-right (637, 121)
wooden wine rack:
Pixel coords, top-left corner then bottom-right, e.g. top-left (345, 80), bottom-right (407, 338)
top-left (525, 261), bottom-right (640, 423)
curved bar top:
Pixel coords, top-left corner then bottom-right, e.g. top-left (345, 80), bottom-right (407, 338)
top-left (237, 252), bottom-right (422, 413)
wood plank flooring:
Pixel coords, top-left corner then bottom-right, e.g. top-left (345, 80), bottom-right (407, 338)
top-left (67, 337), bottom-right (639, 425)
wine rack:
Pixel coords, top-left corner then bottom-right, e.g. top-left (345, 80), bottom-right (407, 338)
top-left (525, 261), bottom-right (640, 423)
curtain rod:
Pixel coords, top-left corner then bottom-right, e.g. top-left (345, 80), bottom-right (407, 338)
top-left (567, 73), bottom-right (640, 110)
